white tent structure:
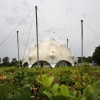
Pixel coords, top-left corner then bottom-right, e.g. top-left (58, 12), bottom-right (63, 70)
top-left (22, 39), bottom-right (78, 68)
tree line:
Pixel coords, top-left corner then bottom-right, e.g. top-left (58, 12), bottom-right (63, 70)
top-left (0, 57), bottom-right (22, 67)
top-left (78, 45), bottom-right (100, 65)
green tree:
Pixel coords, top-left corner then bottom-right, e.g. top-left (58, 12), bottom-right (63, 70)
top-left (92, 45), bottom-right (100, 65)
top-left (85, 56), bottom-right (92, 63)
top-left (20, 60), bottom-right (22, 67)
top-left (78, 57), bottom-right (87, 63)
top-left (10, 58), bottom-right (18, 66)
top-left (2, 57), bottom-right (10, 66)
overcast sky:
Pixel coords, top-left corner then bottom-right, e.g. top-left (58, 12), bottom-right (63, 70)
top-left (0, 0), bottom-right (100, 60)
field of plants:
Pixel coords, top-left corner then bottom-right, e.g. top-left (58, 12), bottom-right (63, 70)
top-left (0, 66), bottom-right (100, 100)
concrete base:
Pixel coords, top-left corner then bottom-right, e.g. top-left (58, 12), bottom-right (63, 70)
top-left (29, 64), bottom-right (32, 68)
top-left (50, 63), bottom-right (56, 68)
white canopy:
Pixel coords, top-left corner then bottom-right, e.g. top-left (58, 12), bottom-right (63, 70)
top-left (22, 39), bottom-right (78, 67)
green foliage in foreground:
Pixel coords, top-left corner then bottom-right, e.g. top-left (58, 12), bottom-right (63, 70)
top-left (0, 66), bottom-right (100, 100)
top-left (37, 74), bottom-right (100, 100)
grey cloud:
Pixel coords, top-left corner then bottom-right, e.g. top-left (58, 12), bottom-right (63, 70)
top-left (65, 8), bottom-right (72, 15)
top-left (39, 0), bottom-right (47, 3)
top-left (23, 1), bottom-right (30, 7)
top-left (5, 16), bottom-right (33, 27)
top-left (65, 0), bottom-right (74, 5)
top-left (44, 28), bottom-right (56, 33)
top-left (22, 1), bottom-right (31, 11)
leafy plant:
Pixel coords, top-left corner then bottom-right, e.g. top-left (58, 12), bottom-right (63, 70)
top-left (0, 84), bottom-right (9, 99)
top-left (0, 66), bottom-right (100, 100)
